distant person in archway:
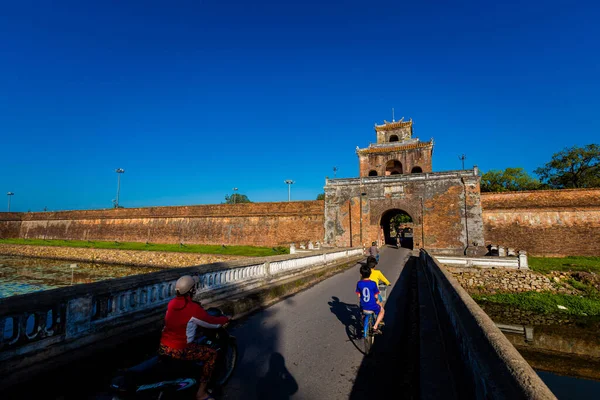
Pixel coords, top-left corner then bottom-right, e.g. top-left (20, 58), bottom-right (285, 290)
top-left (368, 241), bottom-right (380, 263)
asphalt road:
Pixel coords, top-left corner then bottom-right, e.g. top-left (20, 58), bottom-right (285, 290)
top-left (222, 246), bottom-right (414, 400)
top-left (3, 247), bottom-right (415, 400)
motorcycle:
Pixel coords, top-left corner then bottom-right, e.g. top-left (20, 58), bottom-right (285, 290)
top-left (108, 307), bottom-right (237, 400)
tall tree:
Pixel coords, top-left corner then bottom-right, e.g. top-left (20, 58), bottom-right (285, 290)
top-left (534, 144), bottom-right (600, 189)
top-left (316, 193), bottom-right (325, 200)
top-left (224, 193), bottom-right (252, 204)
top-left (480, 168), bottom-right (541, 192)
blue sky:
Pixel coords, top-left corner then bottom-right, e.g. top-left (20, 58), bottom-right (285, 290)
top-left (1, 0), bottom-right (598, 212)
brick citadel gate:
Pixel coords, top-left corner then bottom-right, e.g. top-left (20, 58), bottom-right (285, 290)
top-left (324, 118), bottom-right (485, 255)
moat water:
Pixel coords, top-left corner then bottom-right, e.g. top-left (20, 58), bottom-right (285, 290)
top-left (0, 255), bottom-right (162, 298)
top-left (481, 303), bottom-right (600, 399)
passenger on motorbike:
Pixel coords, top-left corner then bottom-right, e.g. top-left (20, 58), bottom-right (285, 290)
top-left (159, 275), bottom-right (230, 400)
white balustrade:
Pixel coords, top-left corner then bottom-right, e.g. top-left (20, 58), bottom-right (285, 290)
top-left (0, 248), bottom-right (362, 353)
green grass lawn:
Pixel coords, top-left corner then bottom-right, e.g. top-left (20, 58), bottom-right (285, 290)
top-left (0, 238), bottom-right (288, 257)
top-left (473, 291), bottom-right (600, 317)
top-left (529, 256), bottom-right (600, 274)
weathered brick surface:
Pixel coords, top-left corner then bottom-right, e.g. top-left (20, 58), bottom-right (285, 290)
top-left (0, 213), bottom-right (21, 238)
top-left (358, 146), bottom-right (433, 177)
top-left (482, 189), bottom-right (600, 256)
top-left (0, 201), bottom-right (325, 247)
top-left (324, 171), bottom-right (484, 254)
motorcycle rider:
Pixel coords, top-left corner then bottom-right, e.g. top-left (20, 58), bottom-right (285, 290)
top-left (159, 275), bottom-right (230, 400)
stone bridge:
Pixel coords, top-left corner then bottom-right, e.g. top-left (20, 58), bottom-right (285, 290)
top-left (0, 248), bottom-right (556, 399)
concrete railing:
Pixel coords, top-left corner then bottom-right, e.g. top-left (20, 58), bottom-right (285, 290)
top-left (435, 251), bottom-right (528, 269)
top-left (419, 249), bottom-right (556, 399)
top-left (0, 247), bottom-right (362, 388)
top-left (326, 168), bottom-right (479, 186)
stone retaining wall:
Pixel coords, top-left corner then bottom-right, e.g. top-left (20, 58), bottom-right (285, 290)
top-left (446, 267), bottom-right (568, 295)
top-left (0, 244), bottom-right (242, 268)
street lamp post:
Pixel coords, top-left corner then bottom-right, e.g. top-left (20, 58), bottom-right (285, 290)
top-left (458, 154), bottom-right (466, 170)
top-left (284, 180), bottom-right (295, 202)
top-left (7, 192), bottom-right (14, 212)
top-left (333, 166), bottom-right (337, 179)
top-left (232, 187), bottom-right (238, 204)
top-left (115, 168), bottom-right (125, 208)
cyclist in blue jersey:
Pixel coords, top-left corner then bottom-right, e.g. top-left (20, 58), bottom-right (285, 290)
top-left (356, 264), bottom-right (385, 334)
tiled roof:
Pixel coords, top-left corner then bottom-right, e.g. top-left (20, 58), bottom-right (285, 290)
top-left (374, 119), bottom-right (413, 131)
top-left (357, 140), bottom-right (433, 155)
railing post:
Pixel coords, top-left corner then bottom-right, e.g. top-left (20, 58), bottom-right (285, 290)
top-left (518, 250), bottom-right (528, 269)
top-left (65, 296), bottom-right (93, 339)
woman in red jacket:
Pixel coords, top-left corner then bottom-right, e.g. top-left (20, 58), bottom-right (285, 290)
top-left (159, 275), bottom-right (230, 400)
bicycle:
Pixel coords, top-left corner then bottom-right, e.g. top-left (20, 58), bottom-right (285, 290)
top-left (361, 308), bottom-right (376, 354)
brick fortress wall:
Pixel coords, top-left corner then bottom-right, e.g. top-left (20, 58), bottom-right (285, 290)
top-left (0, 201), bottom-right (325, 247)
top-left (0, 213), bottom-right (22, 238)
top-left (481, 189), bottom-right (600, 256)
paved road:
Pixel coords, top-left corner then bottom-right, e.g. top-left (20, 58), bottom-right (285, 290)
top-left (4, 247), bottom-right (416, 400)
top-left (221, 246), bottom-right (414, 400)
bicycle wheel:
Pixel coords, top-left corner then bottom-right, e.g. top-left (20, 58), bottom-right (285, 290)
top-left (363, 314), bottom-right (374, 355)
top-left (212, 337), bottom-right (238, 387)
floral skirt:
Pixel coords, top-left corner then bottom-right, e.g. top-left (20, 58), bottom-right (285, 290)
top-left (158, 343), bottom-right (218, 383)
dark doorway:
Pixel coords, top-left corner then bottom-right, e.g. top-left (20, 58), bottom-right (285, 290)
top-left (368, 170), bottom-right (378, 176)
top-left (385, 160), bottom-right (402, 175)
top-left (411, 166), bottom-right (422, 173)
top-left (380, 209), bottom-right (414, 249)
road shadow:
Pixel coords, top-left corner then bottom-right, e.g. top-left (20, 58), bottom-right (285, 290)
top-left (328, 296), bottom-right (365, 353)
top-left (255, 352), bottom-right (298, 400)
top-left (349, 256), bottom-right (420, 400)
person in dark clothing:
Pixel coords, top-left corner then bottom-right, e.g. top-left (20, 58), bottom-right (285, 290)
top-left (368, 241), bottom-right (380, 263)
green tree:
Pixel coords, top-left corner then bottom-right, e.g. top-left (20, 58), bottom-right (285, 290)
top-left (480, 168), bottom-right (541, 192)
top-left (391, 213), bottom-right (412, 234)
top-left (224, 193), bottom-right (252, 204)
top-left (316, 193), bottom-right (325, 200)
top-left (534, 144), bottom-right (600, 189)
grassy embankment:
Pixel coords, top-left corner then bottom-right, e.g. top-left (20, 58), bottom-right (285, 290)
top-left (0, 238), bottom-right (288, 257)
top-left (474, 256), bottom-right (600, 318)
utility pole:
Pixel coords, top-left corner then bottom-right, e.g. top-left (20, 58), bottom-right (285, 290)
top-left (284, 180), bottom-right (295, 202)
top-left (458, 154), bottom-right (466, 170)
top-left (333, 167), bottom-right (337, 179)
top-left (232, 187), bottom-right (238, 204)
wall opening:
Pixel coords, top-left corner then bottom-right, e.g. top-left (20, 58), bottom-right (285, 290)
top-left (389, 135), bottom-right (399, 142)
top-left (368, 170), bottom-right (378, 176)
top-left (380, 209), bottom-right (414, 249)
top-left (385, 160), bottom-right (403, 175)
top-left (411, 166), bottom-right (423, 173)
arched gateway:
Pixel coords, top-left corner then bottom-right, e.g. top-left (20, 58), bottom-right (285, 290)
top-left (380, 208), bottom-right (414, 249)
top-left (324, 118), bottom-right (485, 255)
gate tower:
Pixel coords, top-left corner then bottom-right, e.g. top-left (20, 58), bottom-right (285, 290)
top-left (324, 117), bottom-right (485, 255)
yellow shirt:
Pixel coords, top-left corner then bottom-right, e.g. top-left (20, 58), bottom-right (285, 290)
top-left (369, 269), bottom-right (390, 286)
